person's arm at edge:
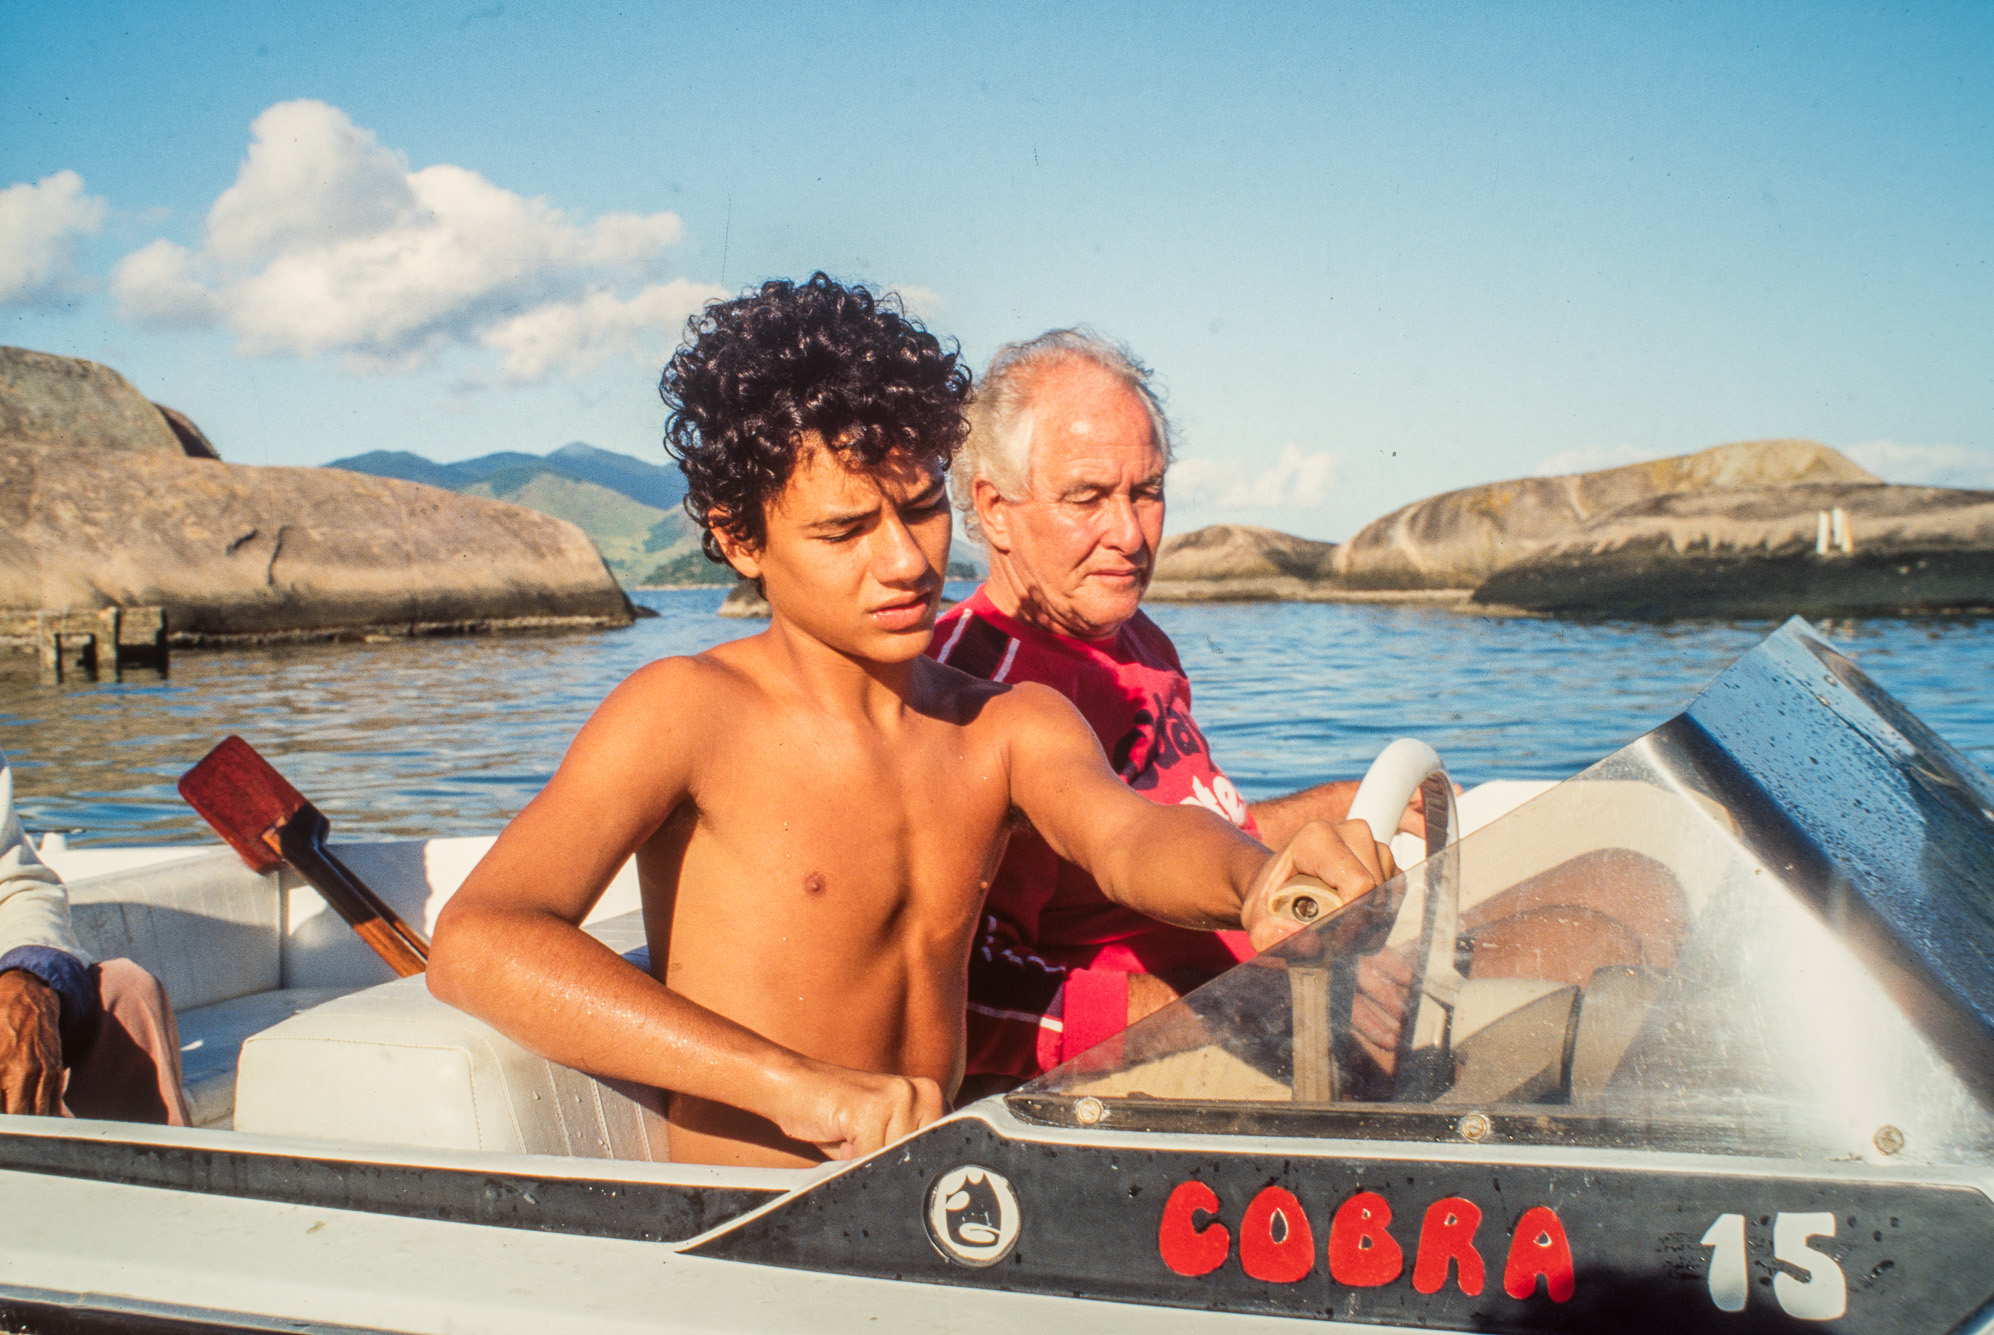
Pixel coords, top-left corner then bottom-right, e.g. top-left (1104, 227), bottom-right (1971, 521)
top-left (1248, 780), bottom-right (1360, 849)
top-left (426, 659), bottom-right (940, 1159)
top-left (997, 685), bottom-right (1393, 951)
top-left (0, 753), bottom-right (94, 1115)
top-left (1252, 780), bottom-right (1450, 848)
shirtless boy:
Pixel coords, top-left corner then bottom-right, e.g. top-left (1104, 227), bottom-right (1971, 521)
top-left (428, 275), bottom-right (1394, 1168)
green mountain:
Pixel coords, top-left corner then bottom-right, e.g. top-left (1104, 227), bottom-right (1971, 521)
top-left (326, 443), bottom-right (731, 587)
top-left (325, 449), bottom-right (547, 492)
top-left (322, 442), bottom-right (982, 587)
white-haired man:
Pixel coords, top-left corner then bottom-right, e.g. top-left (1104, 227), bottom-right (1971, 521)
top-left (930, 329), bottom-right (1402, 1094)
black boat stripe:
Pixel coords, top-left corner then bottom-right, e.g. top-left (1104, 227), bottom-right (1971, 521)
top-left (0, 1131), bottom-right (776, 1244)
top-left (0, 1282), bottom-right (405, 1335)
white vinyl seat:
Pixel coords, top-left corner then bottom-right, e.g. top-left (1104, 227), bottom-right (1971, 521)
top-left (175, 987), bottom-right (355, 1127)
top-left (233, 913), bottom-right (671, 1160)
top-left (64, 849), bottom-right (361, 1128)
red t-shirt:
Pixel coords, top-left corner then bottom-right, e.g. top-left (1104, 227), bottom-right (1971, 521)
top-left (928, 587), bottom-right (1258, 1079)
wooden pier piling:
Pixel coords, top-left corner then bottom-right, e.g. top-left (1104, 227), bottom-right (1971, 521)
top-left (2, 606), bottom-right (169, 680)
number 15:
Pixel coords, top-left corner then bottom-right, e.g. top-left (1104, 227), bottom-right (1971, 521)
top-left (1701, 1212), bottom-right (1847, 1320)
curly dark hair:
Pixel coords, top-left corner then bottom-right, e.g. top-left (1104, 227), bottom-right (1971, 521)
top-left (661, 273), bottom-right (973, 562)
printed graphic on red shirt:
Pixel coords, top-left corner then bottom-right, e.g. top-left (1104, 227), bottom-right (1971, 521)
top-left (1110, 691), bottom-right (1252, 827)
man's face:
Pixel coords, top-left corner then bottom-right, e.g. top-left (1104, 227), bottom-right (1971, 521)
top-left (723, 438), bottom-right (952, 664)
top-left (977, 361), bottom-right (1166, 640)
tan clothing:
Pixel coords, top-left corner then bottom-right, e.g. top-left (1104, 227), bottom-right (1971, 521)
top-left (63, 959), bottom-right (191, 1126)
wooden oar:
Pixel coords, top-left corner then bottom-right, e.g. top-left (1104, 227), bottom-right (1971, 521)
top-left (178, 735), bottom-right (430, 977)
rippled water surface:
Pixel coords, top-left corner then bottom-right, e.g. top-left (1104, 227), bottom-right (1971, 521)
top-left (2, 588), bottom-right (1990, 845)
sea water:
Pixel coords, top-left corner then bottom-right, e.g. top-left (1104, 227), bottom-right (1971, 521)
top-left (1, 588), bottom-right (1989, 846)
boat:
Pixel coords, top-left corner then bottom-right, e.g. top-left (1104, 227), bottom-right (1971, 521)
top-left (2, 616), bottom-right (1990, 1333)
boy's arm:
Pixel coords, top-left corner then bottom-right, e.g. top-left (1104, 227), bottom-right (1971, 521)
top-left (427, 659), bottom-right (941, 1160)
top-left (999, 685), bottom-right (1392, 950)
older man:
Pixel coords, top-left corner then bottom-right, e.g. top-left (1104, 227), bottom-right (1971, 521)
top-left (931, 329), bottom-right (1399, 1093)
top-left (0, 752), bottom-right (190, 1123)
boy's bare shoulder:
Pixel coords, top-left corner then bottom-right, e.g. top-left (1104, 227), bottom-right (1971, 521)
top-left (596, 647), bottom-right (761, 727)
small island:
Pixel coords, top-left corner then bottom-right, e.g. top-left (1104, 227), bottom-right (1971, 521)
top-left (1144, 439), bottom-right (1994, 619)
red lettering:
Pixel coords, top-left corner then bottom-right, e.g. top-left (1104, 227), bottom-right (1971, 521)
top-left (1412, 1196), bottom-right (1486, 1296)
top-left (1502, 1206), bottom-right (1575, 1302)
top-left (1240, 1185), bottom-right (1315, 1283)
top-left (1158, 1181), bottom-right (1230, 1277)
top-left (1327, 1190), bottom-right (1404, 1287)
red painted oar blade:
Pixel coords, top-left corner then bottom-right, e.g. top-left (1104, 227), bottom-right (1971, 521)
top-left (178, 735), bottom-right (306, 873)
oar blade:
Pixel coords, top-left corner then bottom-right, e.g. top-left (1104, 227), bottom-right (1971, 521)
top-left (178, 735), bottom-right (306, 873)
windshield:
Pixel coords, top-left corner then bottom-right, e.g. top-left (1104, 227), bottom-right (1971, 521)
top-left (1010, 618), bottom-right (1994, 1166)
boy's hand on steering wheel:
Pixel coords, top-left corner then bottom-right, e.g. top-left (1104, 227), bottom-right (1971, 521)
top-left (1242, 818), bottom-right (1396, 952)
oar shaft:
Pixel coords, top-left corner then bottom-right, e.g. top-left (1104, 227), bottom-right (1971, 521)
top-left (274, 812), bottom-right (430, 977)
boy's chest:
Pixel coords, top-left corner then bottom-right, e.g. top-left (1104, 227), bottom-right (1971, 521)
top-left (685, 713), bottom-right (1013, 898)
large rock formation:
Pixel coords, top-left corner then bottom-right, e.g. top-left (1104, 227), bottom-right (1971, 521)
top-left (1332, 439), bottom-right (1879, 593)
top-left (0, 346), bottom-right (207, 458)
top-left (1, 348), bottom-right (633, 641)
top-left (1145, 524), bottom-right (1340, 602)
top-left (0, 440), bottom-right (633, 640)
top-left (1473, 483), bottom-right (1994, 618)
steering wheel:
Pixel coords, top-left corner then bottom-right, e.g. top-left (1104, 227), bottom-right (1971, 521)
top-left (1268, 738), bottom-right (1453, 922)
top-left (1271, 739), bottom-right (1464, 1102)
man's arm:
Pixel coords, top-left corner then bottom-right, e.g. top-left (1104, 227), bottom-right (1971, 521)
top-left (1252, 779), bottom-right (1447, 849)
top-left (0, 753), bottom-right (94, 1116)
top-left (427, 660), bottom-right (939, 1160)
top-left (998, 686), bottom-right (1392, 950)
top-left (1248, 780), bottom-right (1360, 850)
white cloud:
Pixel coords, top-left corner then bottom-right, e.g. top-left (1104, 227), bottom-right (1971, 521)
top-left (111, 239), bottom-right (224, 326)
top-left (0, 170), bottom-right (106, 306)
top-left (1532, 442), bottom-right (1660, 476)
top-left (1170, 444), bottom-right (1342, 510)
top-left (481, 279), bottom-right (722, 383)
top-left (1843, 439), bottom-right (1994, 490)
top-left (891, 285), bottom-right (946, 321)
top-left (111, 100), bottom-right (708, 381)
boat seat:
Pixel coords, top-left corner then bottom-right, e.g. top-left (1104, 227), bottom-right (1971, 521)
top-left (63, 849), bottom-right (364, 1128)
top-left (234, 914), bottom-right (671, 1160)
top-left (176, 987), bottom-right (356, 1127)
top-left (65, 850), bottom-right (284, 1011)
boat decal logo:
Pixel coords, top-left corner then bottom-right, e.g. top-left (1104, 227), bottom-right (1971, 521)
top-left (926, 1165), bottom-right (1020, 1266)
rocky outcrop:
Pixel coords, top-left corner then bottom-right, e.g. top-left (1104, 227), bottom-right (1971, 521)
top-left (1145, 524), bottom-right (1341, 602)
top-left (156, 404), bottom-right (222, 459)
top-left (1473, 483), bottom-right (1994, 618)
top-left (1, 346), bottom-right (635, 641)
top-left (1, 346), bottom-right (215, 459)
top-left (717, 578), bottom-right (772, 619)
top-left (0, 440), bottom-right (633, 642)
top-left (1332, 440), bottom-right (1879, 593)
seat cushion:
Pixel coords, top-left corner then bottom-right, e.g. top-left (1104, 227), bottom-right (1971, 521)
top-left (234, 919), bottom-right (669, 1160)
top-left (176, 987), bottom-right (356, 1127)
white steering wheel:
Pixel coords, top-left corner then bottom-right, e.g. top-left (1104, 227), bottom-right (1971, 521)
top-left (1269, 738), bottom-right (1455, 924)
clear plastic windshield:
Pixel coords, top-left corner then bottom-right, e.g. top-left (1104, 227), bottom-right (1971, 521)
top-left (1010, 619), bottom-right (1994, 1166)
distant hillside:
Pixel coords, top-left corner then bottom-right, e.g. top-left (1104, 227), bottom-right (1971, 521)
top-left (326, 442), bottom-right (727, 587)
top-left (322, 444), bottom-right (985, 588)
top-left (326, 449), bottom-right (546, 492)
top-left (543, 442), bottom-right (688, 511)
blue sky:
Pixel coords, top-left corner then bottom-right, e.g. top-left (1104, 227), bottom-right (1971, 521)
top-left (3, 1), bottom-right (1990, 540)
